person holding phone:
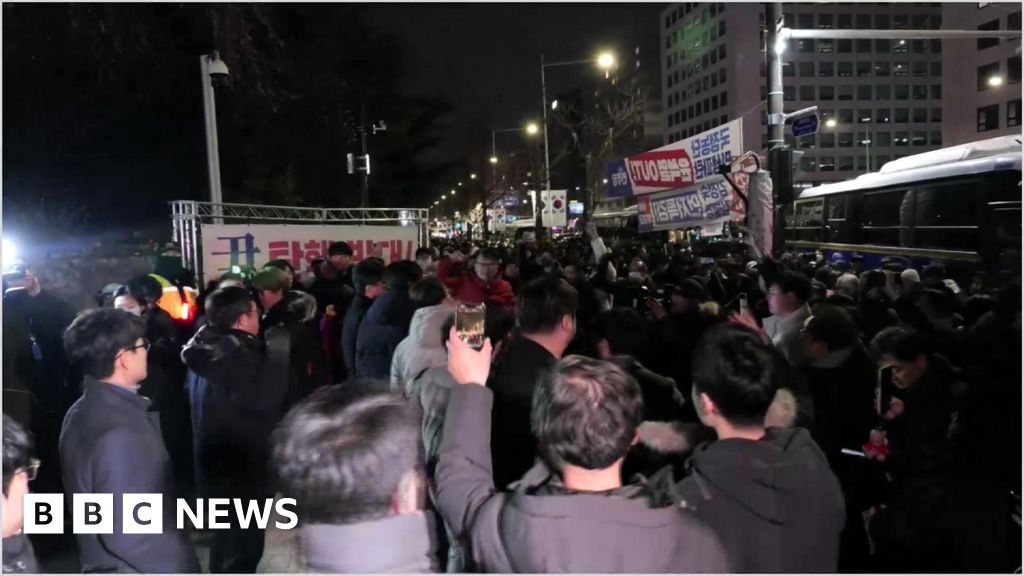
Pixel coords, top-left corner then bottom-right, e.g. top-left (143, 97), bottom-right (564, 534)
top-left (867, 326), bottom-right (957, 572)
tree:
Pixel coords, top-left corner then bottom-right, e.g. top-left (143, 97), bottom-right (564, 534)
top-left (549, 78), bottom-right (649, 207)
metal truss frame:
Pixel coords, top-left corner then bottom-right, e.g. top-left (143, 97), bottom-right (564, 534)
top-left (171, 200), bottom-right (430, 284)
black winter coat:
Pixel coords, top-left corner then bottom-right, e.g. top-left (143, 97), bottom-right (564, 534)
top-left (60, 378), bottom-right (200, 573)
top-left (676, 428), bottom-right (846, 573)
top-left (340, 295), bottom-right (373, 382)
top-left (182, 325), bottom-right (289, 498)
top-left (487, 336), bottom-right (557, 489)
top-left (355, 290), bottom-right (416, 380)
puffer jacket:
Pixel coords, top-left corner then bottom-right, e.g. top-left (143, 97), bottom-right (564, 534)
top-left (391, 304), bottom-right (455, 395)
top-left (181, 325), bottom-right (289, 498)
top-left (355, 291), bottom-right (417, 380)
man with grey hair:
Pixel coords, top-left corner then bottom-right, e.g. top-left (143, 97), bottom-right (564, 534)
top-left (435, 328), bottom-right (730, 573)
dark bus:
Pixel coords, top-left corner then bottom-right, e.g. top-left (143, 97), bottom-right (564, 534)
top-left (785, 135), bottom-right (1021, 282)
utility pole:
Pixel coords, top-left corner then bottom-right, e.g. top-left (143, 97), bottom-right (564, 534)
top-left (765, 2), bottom-right (790, 257)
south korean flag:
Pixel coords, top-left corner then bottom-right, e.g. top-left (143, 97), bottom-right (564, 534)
top-left (541, 189), bottom-right (567, 228)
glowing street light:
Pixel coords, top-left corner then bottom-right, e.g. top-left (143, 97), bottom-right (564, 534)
top-left (470, 173), bottom-right (477, 180)
top-left (988, 75), bottom-right (1005, 87)
top-left (596, 52), bottom-right (616, 69)
top-left (526, 123), bottom-right (539, 135)
top-left (825, 118), bottom-right (838, 129)
top-left (451, 189), bottom-right (456, 196)
top-left (551, 99), bottom-right (559, 111)
top-left (489, 156), bottom-right (498, 164)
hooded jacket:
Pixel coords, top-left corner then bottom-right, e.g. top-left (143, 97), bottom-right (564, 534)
top-left (301, 513), bottom-right (440, 573)
top-left (181, 325), bottom-right (289, 497)
top-left (435, 385), bottom-right (731, 574)
top-left (675, 427), bottom-right (845, 573)
top-left (391, 304), bottom-right (455, 395)
top-left (356, 291), bottom-right (417, 380)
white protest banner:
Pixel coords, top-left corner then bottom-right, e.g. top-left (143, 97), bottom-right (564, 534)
top-left (608, 118), bottom-right (745, 197)
top-left (201, 224), bottom-right (419, 281)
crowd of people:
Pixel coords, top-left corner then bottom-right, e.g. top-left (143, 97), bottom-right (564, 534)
top-left (2, 223), bottom-right (1020, 573)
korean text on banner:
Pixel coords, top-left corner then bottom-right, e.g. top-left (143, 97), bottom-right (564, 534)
top-left (636, 179), bottom-right (736, 233)
top-left (606, 118), bottom-right (744, 197)
top-left (200, 224), bottom-right (419, 282)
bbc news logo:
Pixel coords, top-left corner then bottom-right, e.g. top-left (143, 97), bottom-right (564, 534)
top-left (24, 495), bottom-right (298, 534)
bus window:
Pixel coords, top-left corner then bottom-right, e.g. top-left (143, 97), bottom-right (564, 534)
top-left (862, 189), bottom-right (912, 246)
top-left (792, 198), bottom-right (824, 240)
top-left (913, 181), bottom-right (980, 250)
top-left (825, 195), bottom-right (851, 242)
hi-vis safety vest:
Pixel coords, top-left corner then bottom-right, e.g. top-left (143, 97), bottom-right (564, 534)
top-left (150, 273), bottom-right (198, 322)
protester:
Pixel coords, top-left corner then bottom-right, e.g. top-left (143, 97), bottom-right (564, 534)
top-left (355, 260), bottom-right (423, 380)
top-left (763, 269), bottom-right (813, 365)
top-left (3, 267), bottom-right (76, 495)
top-left (595, 307), bottom-right (687, 422)
top-left (2, 418), bottom-right (40, 574)
top-left (489, 276), bottom-right (578, 488)
top-left (678, 324), bottom-right (845, 573)
top-left (327, 241), bottom-right (355, 288)
top-left (272, 385), bottom-right (439, 573)
top-left (868, 326), bottom-right (957, 572)
top-left (436, 331), bottom-right (731, 573)
top-left (390, 278), bottom-right (453, 395)
top-left (113, 275), bottom-right (193, 494)
top-left (340, 257), bottom-right (386, 382)
top-left (61, 308), bottom-right (199, 573)
top-left (439, 248), bottom-right (516, 308)
top-left (649, 278), bottom-right (722, 390)
top-left (253, 267), bottom-right (321, 405)
top-left (415, 247), bottom-right (438, 276)
top-left (181, 287), bottom-right (290, 573)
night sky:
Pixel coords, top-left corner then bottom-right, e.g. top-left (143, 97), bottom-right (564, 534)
top-left (2, 3), bottom-right (664, 249)
top-left (363, 3), bottom-right (664, 160)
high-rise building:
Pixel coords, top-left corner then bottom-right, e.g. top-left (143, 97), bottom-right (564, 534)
top-left (661, 3), bottom-right (945, 185)
top-left (941, 3), bottom-right (1022, 146)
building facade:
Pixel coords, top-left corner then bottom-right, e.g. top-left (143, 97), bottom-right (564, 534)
top-left (661, 2), bottom-right (948, 185)
top-left (941, 2), bottom-right (1022, 146)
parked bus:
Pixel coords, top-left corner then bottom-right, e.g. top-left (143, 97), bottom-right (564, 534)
top-left (785, 135), bottom-right (1021, 281)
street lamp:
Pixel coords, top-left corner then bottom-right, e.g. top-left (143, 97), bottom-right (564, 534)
top-left (470, 173), bottom-right (477, 180)
top-left (824, 117), bottom-right (871, 172)
top-left (491, 123), bottom-right (540, 189)
top-left (200, 52), bottom-right (230, 209)
top-left (988, 75), bottom-right (1005, 87)
top-left (539, 51), bottom-right (615, 234)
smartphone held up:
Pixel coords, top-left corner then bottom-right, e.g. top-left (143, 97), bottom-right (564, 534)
top-left (456, 303), bottom-right (486, 351)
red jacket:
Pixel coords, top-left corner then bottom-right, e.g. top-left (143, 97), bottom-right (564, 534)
top-left (439, 257), bottom-right (517, 308)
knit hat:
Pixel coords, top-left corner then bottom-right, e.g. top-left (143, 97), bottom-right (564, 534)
top-left (900, 268), bottom-right (921, 285)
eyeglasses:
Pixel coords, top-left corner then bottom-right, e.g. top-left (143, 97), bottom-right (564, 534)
top-left (119, 338), bottom-right (151, 357)
top-left (17, 458), bottom-right (40, 482)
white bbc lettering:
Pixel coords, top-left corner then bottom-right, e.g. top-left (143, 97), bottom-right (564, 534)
top-left (176, 499), bottom-right (203, 530)
top-left (73, 494), bottom-right (114, 534)
top-left (23, 494), bottom-right (64, 534)
top-left (207, 498), bottom-right (232, 529)
top-left (275, 499), bottom-right (298, 530)
top-left (233, 499), bottom-right (274, 530)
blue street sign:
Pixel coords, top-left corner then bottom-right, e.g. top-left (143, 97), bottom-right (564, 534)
top-left (792, 113), bottom-right (819, 138)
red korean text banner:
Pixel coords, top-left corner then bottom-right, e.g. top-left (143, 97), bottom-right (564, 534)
top-left (200, 224), bottom-right (419, 281)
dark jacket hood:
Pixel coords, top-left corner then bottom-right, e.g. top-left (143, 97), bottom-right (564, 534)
top-left (685, 427), bottom-right (827, 524)
top-left (301, 513), bottom-right (439, 573)
top-left (181, 324), bottom-right (257, 377)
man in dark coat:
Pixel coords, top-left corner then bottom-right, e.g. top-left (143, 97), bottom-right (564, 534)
top-left (677, 325), bottom-right (846, 573)
top-left (182, 287), bottom-right (290, 573)
top-left (3, 268), bottom-right (76, 496)
top-left (253, 267), bottom-right (321, 406)
top-left (340, 258), bottom-right (387, 382)
top-left (272, 386), bottom-right (440, 573)
top-left (436, 335), bottom-right (731, 573)
top-left (488, 277), bottom-right (578, 488)
top-left (60, 308), bottom-right (199, 573)
top-left (868, 326), bottom-right (957, 572)
top-left (354, 260), bottom-right (422, 380)
top-left (3, 418), bottom-right (40, 574)
top-left (799, 305), bottom-right (878, 571)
